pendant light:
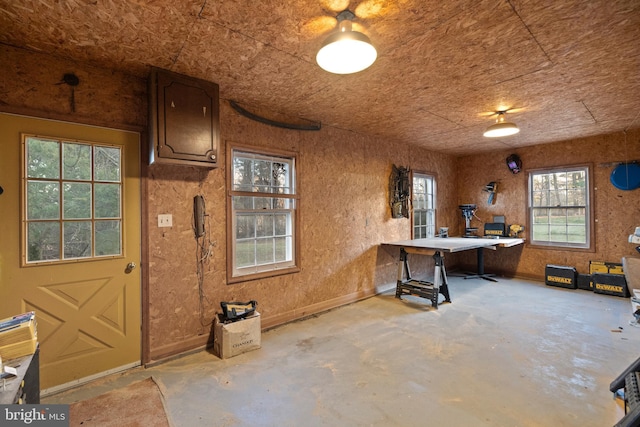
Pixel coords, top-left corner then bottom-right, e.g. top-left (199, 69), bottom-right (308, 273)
top-left (316, 10), bottom-right (377, 74)
top-left (483, 111), bottom-right (520, 137)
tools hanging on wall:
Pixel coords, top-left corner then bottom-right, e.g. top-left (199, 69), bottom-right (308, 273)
top-left (389, 164), bottom-right (410, 218)
top-left (483, 181), bottom-right (498, 205)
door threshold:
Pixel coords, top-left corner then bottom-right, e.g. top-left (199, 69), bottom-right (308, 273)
top-left (41, 361), bottom-right (141, 397)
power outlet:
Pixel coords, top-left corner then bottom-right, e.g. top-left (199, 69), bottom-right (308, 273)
top-left (158, 214), bottom-right (173, 227)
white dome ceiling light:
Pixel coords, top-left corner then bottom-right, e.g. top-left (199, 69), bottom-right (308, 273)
top-left (483, 111), bottom-right (520, 137)
top-left (316, 10), bottom-right (377, 75)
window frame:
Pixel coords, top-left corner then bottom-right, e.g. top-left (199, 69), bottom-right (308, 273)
top-left (226, 143), bottom-right (300, 283)
top-left (411, 171), bottom-right (437, 239)
top-left (526, 163), bottom-right (594, 251)
top-left (20, 134), bottom-right (125, 266)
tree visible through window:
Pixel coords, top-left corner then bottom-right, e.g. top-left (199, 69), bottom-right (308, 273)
top-left (229, 147), bottom-right (298, 279)
top-left (23, 135), bottom-right (122, 263)
top-left (412, 173), bottom-right (436, 238)
top-left (529, 166), bottom-right (590, 248)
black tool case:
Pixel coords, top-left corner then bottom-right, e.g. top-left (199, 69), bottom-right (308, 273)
top-left (545, 265), bottom-right (577, 289)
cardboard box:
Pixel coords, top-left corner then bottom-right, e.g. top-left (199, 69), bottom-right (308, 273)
top-left (545, 265), bottom-right (577, 289)
top-left (214, 311), bottom-right (261, 359)
top-left (593, 273), bottom-right (629, 298)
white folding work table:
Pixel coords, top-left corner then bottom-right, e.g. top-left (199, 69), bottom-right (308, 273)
top-left (383, 237), bottom-right (525, 308)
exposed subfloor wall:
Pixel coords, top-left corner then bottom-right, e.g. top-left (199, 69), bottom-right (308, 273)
top-left (455, 129), bottom-right (640, 279)
top-left (0, 44), bottom-right (460, 363)
top-left (146, 101), bottom-right (460, 360)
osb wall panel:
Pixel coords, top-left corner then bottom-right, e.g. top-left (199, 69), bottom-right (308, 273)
top-left (456, 129), bottom-right (640, 279)
top-left (0, 45), bottom-right (146, 128)
top-left (2, 1), bottom-right (639, 155)
top-left (145, 101), bottom-right (461, 360)
top-left (409, 144), bottom-right (461, 236)
top-left (0, 43), bottom-right (467, 361)
top-left (368, 142), bottom-right (461, 293)
top-left (146, 164), bottom-right (226, 352)
top-left (392, 144), bottom-right (465, 277)
top-left (144, 108), bottom-right (462, 358)
top-left (298, 127), bottom-right (374, 303)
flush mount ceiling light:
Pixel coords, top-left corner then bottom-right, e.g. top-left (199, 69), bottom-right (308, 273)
top-left (316, 10), bottom-right (377, 74)
top-left (483, 111), bottom-right (520, 137)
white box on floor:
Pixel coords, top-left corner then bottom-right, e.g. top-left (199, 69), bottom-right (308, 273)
top-left (213, 311), bottom-right (261, 359)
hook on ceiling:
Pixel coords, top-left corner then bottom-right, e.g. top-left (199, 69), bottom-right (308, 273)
top-left (62, 73), bottom-right (80, 86)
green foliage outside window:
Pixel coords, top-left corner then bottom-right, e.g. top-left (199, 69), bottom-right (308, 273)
top-left (530, 167), bottom-right (589, 248)
top-left (231, 149), bottom-right (296, 276)
top-left (24, 137), bottom-right (122, 263)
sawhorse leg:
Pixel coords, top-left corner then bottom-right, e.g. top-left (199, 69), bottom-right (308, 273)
top-left (396, 248), bottom-right (411, 298)
top-left (432, 250), bottom-right (451, 304)
top-left (395, 248), bottom-right (452, 307)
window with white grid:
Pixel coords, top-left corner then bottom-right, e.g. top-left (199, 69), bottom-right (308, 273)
top-left (412, 173), bottom-right (436, 239)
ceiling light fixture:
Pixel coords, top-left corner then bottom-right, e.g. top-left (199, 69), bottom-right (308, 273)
top-left (483, 111), bottom-right (520, 137)
top-left (316, 10), bottom-right (377, 75)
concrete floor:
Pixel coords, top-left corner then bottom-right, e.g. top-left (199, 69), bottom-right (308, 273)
top-left (45, 276), bottom-right (640, 426)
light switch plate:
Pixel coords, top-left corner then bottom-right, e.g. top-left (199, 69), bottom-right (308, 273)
top-left (158, 214), bottom-right (173, 227)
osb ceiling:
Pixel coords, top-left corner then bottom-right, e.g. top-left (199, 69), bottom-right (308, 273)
top-left (0, 0), bottom-right (639, 155)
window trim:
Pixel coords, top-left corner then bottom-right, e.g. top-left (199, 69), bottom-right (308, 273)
top-left (410, 170), bottom-right (437, 239)
top-left (526, 163), bottom-right (595, 252)
top-left (20, 134), bottom-right (125, 266)
top-left (226, 142), bottom-right (300, 284)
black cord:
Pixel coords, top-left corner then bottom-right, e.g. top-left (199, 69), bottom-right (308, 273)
top-left (230, 100), bottom-right (321, 131)
top-left (194, 196), bottom-right (214, 332)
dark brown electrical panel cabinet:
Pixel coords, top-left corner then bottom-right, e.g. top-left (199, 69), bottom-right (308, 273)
top-left (149, 67), bottom-right (220, 167)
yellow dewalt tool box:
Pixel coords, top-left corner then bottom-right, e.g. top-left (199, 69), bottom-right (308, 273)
top-left (592, 273), bottom-right (629, 298)
top-left (589, 261), bottom-right (624, 275)
top-left (545, 265), bottom-right (577, 289)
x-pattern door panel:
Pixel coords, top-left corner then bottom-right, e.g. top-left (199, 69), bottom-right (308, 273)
top-left (0, 113), bottom-right (141, 389)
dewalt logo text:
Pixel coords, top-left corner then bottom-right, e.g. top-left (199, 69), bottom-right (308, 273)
top-left (547, 275), bottom-right (572, 284)
top-left (595, 283), bottom-right (623, 293)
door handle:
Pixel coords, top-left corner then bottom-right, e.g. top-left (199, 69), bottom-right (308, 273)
top-left (125, 262), bottom-right (136, 273)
